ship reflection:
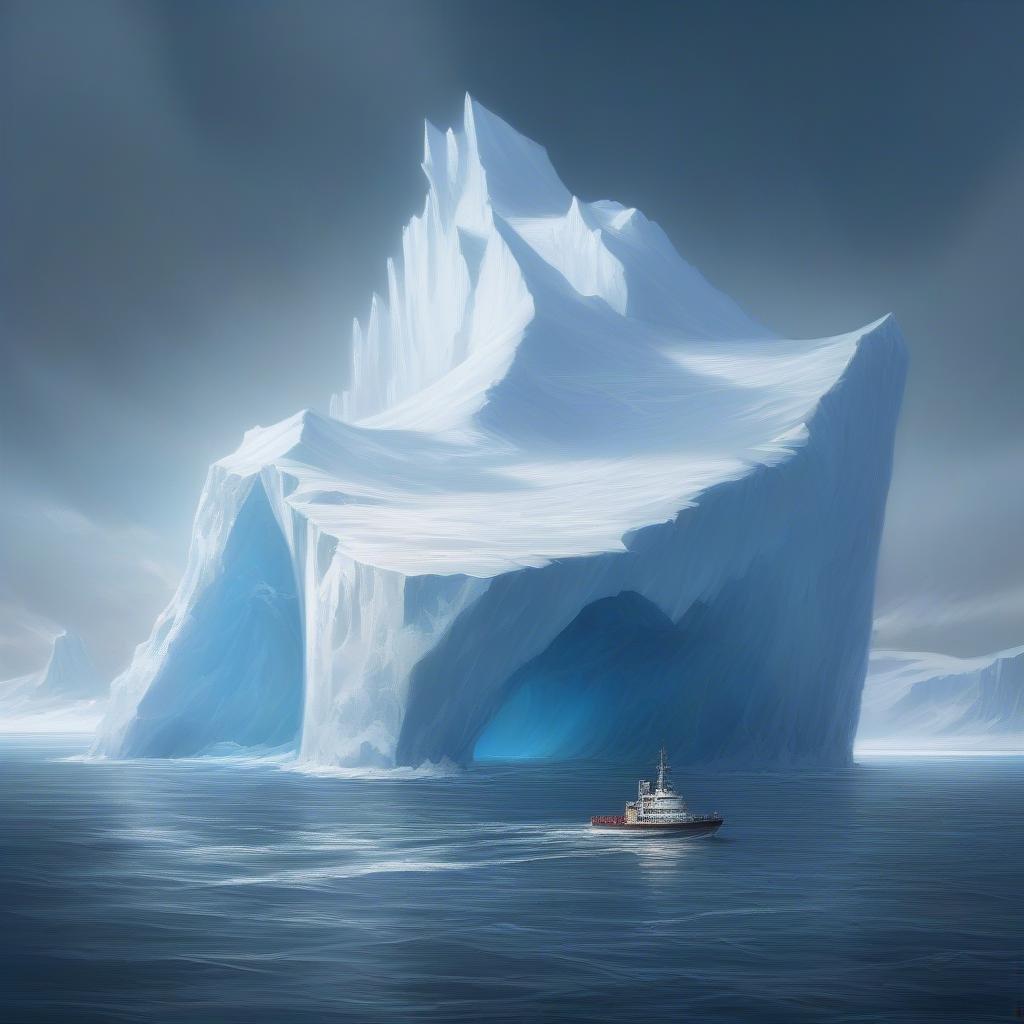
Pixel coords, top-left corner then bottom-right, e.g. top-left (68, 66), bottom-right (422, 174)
top-left (630, 836), bottom-right (697, 874)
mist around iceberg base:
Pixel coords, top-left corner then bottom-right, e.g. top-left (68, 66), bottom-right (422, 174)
top-left (67, 740), bottom-right (880, 781)
top-left (67, 740), bottom-right (463, 780)
top-left (0, 702), bottom-right (106, 735)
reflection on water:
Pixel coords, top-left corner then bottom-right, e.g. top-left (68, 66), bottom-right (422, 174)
top-left (2, 737), bottom-right (1021, 1024)
top-left (628, 833), bottom-right (696, 875)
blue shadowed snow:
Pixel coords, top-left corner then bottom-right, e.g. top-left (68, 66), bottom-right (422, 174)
top-left (118, 482), bottom-right (304, 756)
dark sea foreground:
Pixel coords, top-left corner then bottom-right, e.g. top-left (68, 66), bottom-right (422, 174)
top-left (1, 737), bottom-right (1022, 1023)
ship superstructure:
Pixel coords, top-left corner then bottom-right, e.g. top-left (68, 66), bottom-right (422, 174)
top-left (591, 749), bottom-right (723, 835)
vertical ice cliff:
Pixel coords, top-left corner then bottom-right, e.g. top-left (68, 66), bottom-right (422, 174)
top-left (97, 96), bottom-right (907, 768)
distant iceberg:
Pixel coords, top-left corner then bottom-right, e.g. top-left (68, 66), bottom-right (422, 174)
top-left (97, 96), bottom-right (906, 768)
top-left (857, 645), bottom-right (1024, 752)
top-left (0, 631), bottom-right (107, 732)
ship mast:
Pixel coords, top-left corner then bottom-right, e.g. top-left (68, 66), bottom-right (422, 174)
top-left (656, 746), bottom-right (670, 791)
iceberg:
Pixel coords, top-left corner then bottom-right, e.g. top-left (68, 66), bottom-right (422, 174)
top-left (0, 631), bottom-right (107, 732)
top-left (35, 630), bottom-right (105, 699)
top-left (858, 645), bottom-right (1024, 752)
top-left (97, 96), bottom-right (907, 768)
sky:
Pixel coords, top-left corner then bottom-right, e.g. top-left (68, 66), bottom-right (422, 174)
top-left (1, 0), bottom-right (1022, 678)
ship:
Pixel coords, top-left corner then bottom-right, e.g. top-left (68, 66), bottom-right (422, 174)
top-left (590, 748), bottom-right (723, 836)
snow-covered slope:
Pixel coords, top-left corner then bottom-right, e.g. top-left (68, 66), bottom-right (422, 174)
top-left (858, 645), bottom-right (1024, 751)
top-left (0, 631), bottom-right (107, 732)
top-left (97, 96), bottom-right (906, 768)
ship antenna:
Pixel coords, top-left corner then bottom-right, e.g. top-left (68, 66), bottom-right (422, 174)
top-left (657, 746), bottom-right (669, 790)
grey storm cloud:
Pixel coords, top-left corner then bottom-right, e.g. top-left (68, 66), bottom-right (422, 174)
top-left (1, 0), bottom-right (1022, 677)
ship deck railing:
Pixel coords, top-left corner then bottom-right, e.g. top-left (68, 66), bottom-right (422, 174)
top-left (590, 813), bottom-right (721, 825)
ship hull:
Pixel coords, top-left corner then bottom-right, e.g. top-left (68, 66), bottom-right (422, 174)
top-left (590, 818), bottom-right (723, 837)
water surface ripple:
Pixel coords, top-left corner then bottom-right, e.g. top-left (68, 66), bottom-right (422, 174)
top-left (2, 738), bottom-right (1021, 1023)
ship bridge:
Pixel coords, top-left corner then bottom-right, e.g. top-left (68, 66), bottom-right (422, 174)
top-left (626, 748), bottom-right (690, 823)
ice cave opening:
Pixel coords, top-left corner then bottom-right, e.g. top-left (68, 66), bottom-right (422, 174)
top-left (472, 591), bottom-right (729, 763)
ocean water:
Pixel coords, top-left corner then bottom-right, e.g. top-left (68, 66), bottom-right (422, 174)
top-left (2, 737), bottom-right (1021, 1023)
